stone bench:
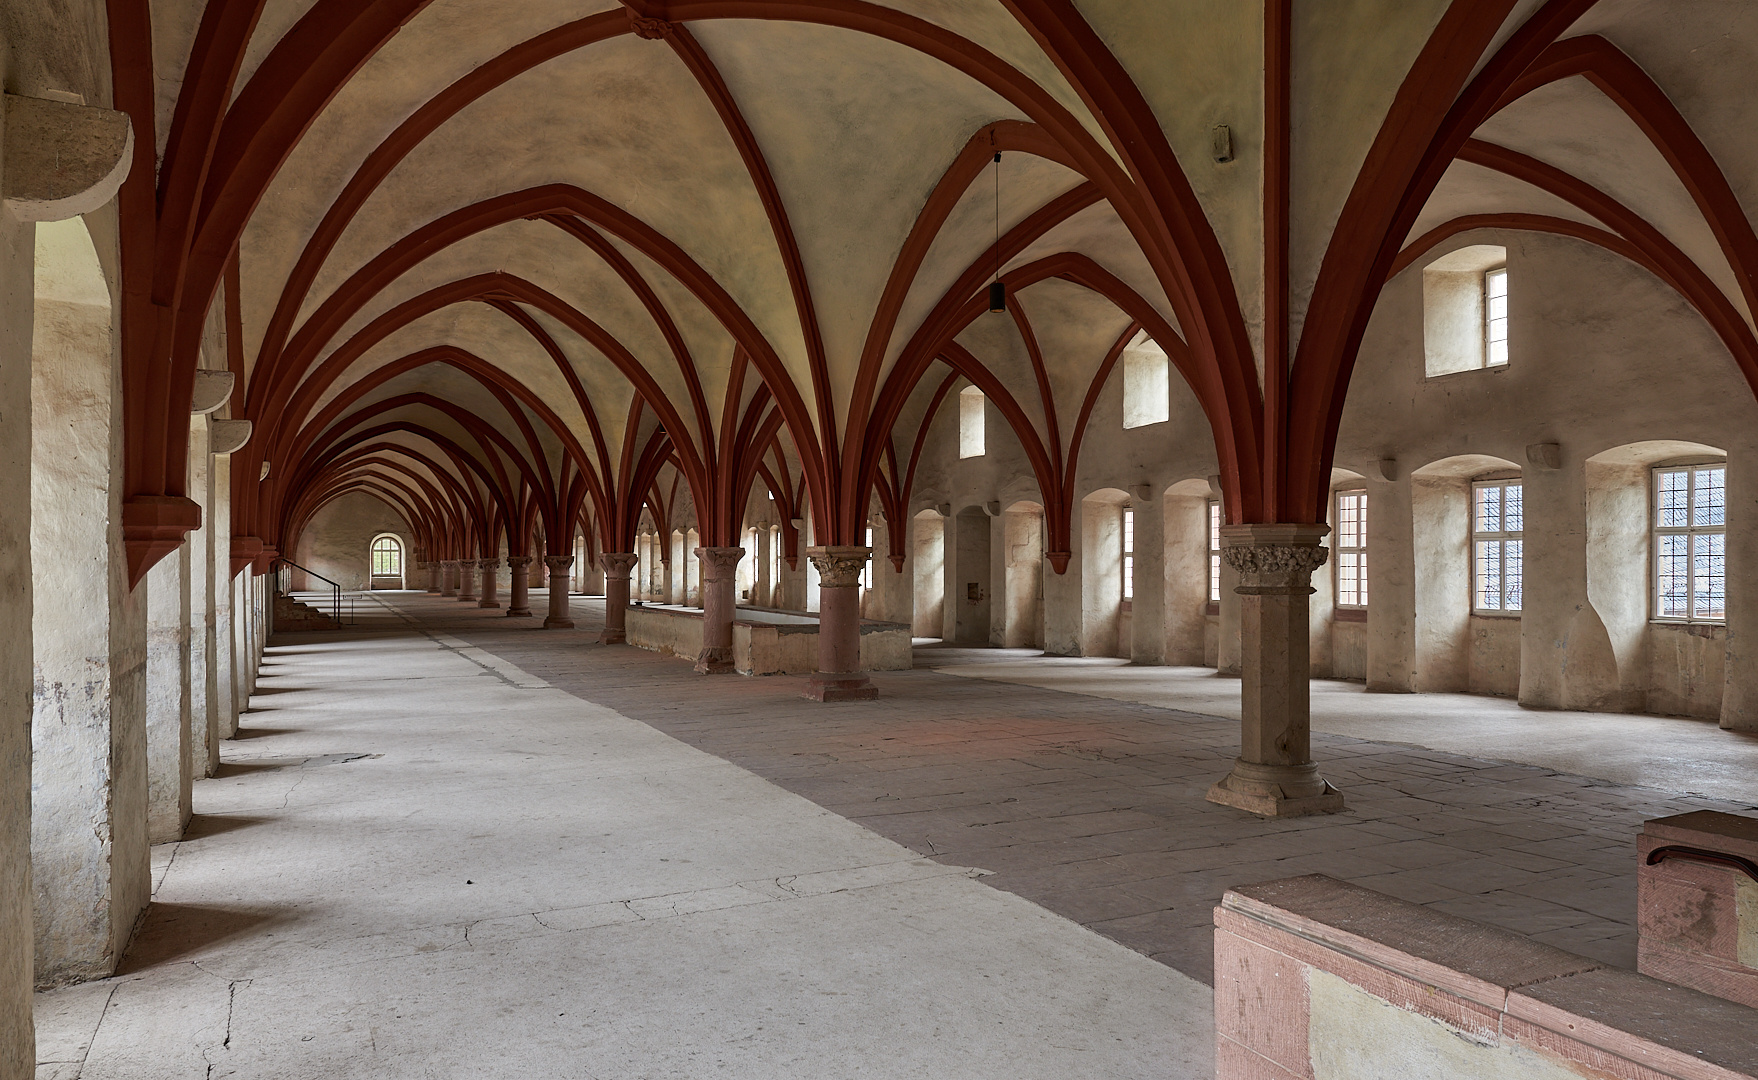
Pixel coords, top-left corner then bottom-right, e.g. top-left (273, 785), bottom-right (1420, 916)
top-left (1215, 874), bottom-right (1758, 1080)
top-left (624, 604), bottom-right (911, 676)
top-left (1639, 810), bottom-right (1758, 1009)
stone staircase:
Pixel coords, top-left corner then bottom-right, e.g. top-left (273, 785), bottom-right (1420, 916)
top-left (273, 591), bottom-right (337, 631)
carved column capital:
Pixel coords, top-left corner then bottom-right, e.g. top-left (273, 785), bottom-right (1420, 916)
top-left (1219, 524), bottom-right (1330, 594)
top-left (806, 546), bottom-right (871, 589)
top-left (543, 554), bottom-right (574, 572)
top-left (599, 552), bottom-right (638, 577)
top-left (506, 555), bottom-right (532, 569)
top-left (695, 546), bottom-right (745, 582)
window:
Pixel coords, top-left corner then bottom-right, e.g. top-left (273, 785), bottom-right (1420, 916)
top-left (1122, 331), bottom-right (1170, 428)
top-left (1422, 244), bottom-right (1508, 376)
top-left (1208, 500), bottom-right (1222, 604)
top-left (1654, 464), bottom-right (1726, 622)
top-left (861, 525), bottom-right (874, 593)
top-left (1121, 506), bottom-right (1135, 602)
top-left (1472, 480), bottom-right (1522, 612)
top-left (1334, 489), bottom-right (1367, 608)
top-left (959, 385), bottom-right (985, 458)
top-left (371, 536), bottom-right (402, 576)
top-left (768, 525), bottom-right (781, 603)
top-left (1484, 268), bottom-right (1509, 367)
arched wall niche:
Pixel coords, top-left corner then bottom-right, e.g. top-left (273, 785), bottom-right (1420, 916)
top-left (1584, 440), bottom-right (1729, 719)
top-left (1002, 500), bottom-right (1044, 650)
top-left (368, 531), bottom-right (408, 590)
top-left (911, 508), bottom-right (945, 638)
top-left (1080, 488), bottom-right (1129, 659)
top-left (1163, 477), bottom-right (1215, 667)
top-left (951, 504), bottom-right (994, 645)
top-left (1408, 453), bottom-right (1524, 696)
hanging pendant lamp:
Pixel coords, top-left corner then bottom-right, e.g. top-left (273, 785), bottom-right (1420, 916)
top-left (989, 152), bottom-right (1006, 313)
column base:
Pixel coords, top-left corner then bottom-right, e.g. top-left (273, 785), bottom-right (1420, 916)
top-left (542, 616), bottom-right (575, 630)
top-left (599, 628), bottom-right (625, 645)
top-left (1206, 759), bottom-right (1345, 818)
top-left (694, 646), bottom-right (735, 674)
top-left (477, 600), bottom-right (502, 609)
top-left (803, 673), bottom-right (878, 702)
top-left (506, 607), bottom-right (532, 617)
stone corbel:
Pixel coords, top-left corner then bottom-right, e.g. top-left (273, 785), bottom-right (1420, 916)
top-left (210, 418), bottom-right (252, 455)
top-left (3, 94), bottom-right (133, 221)
top-left (123, 495), bottom-right (202, 586)
top-left (1527, 442), bottom-right (1562, 470)
top-left (190, 370), bottom-right (236, 414)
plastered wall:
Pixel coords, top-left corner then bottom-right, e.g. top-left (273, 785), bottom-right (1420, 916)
top-left (294, 492), bottom-right (412, 591)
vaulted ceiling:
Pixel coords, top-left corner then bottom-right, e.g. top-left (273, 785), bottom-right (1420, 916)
top-left (102, 0), bottom-right (1758, 581)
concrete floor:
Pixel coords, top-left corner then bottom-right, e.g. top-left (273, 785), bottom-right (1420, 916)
top-left (926, 649), bottom-right (1758, 806)
top-left (33, 599), bottom-right (1211, 1079)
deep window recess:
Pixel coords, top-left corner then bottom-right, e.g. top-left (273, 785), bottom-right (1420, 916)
top-left (1121, 506), bottom-right (1135, 603)
top-left (1654, 464), bottom-right (1726, 623)
top-left (861, 525), bottom-right (874, 593)
top-left (1472, 480), bottom-right (1522, 613)
top-left (371, 536), bottom-right (402, 576)
top-left (1122, 331), bottom-right (1171, 428)
top-left (1484, 267), bottom-right (1509, 367)
top-left (1208, 500), bottom-right (1222, 604)
top-left (1334, 489), bottom-right (1368, 609)
top-left (959, 386), bottom-right (985, 458)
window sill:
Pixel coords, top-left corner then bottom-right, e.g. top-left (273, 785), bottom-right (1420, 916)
top-left (1333, 608), bottom-right (1367, 623)
top-left (1651, 620), bottom-right (1726, 637)
top-left (1470, 611), bottom-right (1521, 620)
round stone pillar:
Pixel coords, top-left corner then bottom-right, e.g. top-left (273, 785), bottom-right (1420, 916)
top-left (457, 559), bottom-right (477, 602)
top-left (426, 561), bottom-right (443, 593)
top-left (1206, 523), bottom-right (1345, 818)
top-left (506, 556), bottom-right (533, 617)
top-left (804, 546), bottom-right (877, 701)
top-left (441, 560), bottom-right (459, 597)
top-left (477, 558), bottom-right (501, 609)
top-left (543, 555), bottom-right (574, 629)
top-left (694, 546), bottom-right (745, 674)
top-left (599, 552), bottom-right (637, 644)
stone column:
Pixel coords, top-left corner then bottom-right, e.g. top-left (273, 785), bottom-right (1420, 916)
top-left (1206, 524), bottom-right (1345, 818)
top-left (544, 555), bottom-right (575, 629)
top-left (804, 546), bottom-right (877, 701)
top-left (426, 561), bottom-right (441, 592)
top-left (441, 560), bottom-right (458, 597)
top-left (600, 552), bottom-right (637, 644)
top-left (695, 547), bottom-right (745, 673)
top-left (506, 556), bottom-right (533, 617)
top-left (477, 558), bottom-right (501, 609)
top-left (457, 558), bottom-right (477, 602)
top-left (145, 542), bottom-right (193, 844)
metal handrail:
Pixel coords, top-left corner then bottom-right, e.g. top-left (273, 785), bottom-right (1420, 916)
top-left (271, 557), bottom-right (342, 626)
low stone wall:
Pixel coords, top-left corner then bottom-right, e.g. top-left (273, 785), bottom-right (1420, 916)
top-left (1215, 874), bottom-right (1758, 1080)
top-left (625, 605), bottom-right (911, 676)
top-left (1638, 810), bottom-right (1758, 1008)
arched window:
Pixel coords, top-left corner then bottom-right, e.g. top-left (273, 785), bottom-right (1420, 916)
top-left (371, 535), bottom-right (403, 578)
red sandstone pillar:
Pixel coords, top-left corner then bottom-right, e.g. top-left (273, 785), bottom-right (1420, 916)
top-left (506, 555), bottom-right (533, 617)
top-left (599, 552), bottom-right (637, 644)
top-left (694, 546), bottom-right (744, 673)
top-left (426, 561), bottom-right (442, 593)
top-left (543, 555), bottom-right (574, 629)
top-left (1206, 524), bottom-right (1344, 817)
top-left (457, 559), bottom-right (477, 602)
top-left (476, 558), bottom-right (501, 609)
top-left (441, 560), bottom-right (459, 597)
top-left (804, 546), bottom-right (876, 701)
